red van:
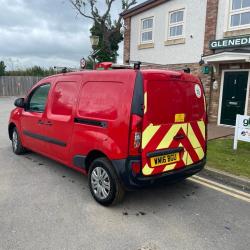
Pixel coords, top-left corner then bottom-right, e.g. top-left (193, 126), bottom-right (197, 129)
top-left (9, 63), bottom-right (207, 205)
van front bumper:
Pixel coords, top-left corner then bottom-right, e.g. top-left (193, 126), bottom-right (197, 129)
top-left (112, 157), bottom-right (206, 190)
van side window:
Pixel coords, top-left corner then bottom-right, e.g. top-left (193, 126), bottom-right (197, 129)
top-left (51, 81), bottom-right (78, 116)
top-left (27, 83), bottom-right (50, 112)
top-left (78, 81), bottom-right (124, 120)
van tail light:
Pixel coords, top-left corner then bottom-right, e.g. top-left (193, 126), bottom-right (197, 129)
top-left (129, 114), bottom-right (142, 156)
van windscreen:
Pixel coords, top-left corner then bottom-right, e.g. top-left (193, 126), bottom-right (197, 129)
top-left (146, 80), bottom-right (205, 125)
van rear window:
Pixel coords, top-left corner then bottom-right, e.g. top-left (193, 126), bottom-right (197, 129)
top-left (146, 80), bottom-right (205, 125)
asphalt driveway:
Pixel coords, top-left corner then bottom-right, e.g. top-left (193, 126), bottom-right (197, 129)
top-left (0, 97), bottom-right (249, 250)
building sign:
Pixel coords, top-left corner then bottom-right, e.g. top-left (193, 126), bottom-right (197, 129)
top-left (202, 65), bottom-right (211, 74)
top-left (233, 115), bottom-right (250, 150)
top-left (209, 36), bottom-right (250, 50)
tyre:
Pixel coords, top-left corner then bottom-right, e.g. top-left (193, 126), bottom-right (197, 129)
top-left (12, 127), bottom-right (26, 155)
top-left (88, 157), bottom-right (125, 206)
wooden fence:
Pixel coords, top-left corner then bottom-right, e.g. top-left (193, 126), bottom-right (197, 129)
top-left (0, 76), bottom-right (42, 96)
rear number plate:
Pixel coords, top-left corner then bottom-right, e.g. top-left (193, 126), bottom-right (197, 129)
top-left (150, 153), bottom-right (180, 167)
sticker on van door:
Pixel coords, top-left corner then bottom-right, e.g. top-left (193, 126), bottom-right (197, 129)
top-left (195, 84), bottom-right (202, 98)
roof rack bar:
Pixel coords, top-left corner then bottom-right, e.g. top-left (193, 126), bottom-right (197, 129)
top-left (53, 66), bottom-right (79, 74)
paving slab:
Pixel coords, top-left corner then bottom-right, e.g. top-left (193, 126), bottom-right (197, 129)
top-left (208, 123), bottom-right (234, 140)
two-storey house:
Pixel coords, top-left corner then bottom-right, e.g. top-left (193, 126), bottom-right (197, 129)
top-left (122, 0), bottom-right (250, 126)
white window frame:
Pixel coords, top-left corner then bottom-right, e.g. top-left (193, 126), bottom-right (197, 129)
top-left (140, 17), bottom-right (154, 44)
top-left (168, 8), bottom-right (185, 40)
top-left (228, 0), bottom-right (250, 30)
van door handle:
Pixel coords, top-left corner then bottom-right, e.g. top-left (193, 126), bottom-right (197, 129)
top-left (38, 120), bottom-right (44, 125)
top-left (44, 121), bottom-right (53, 126)
top-left (174, 134), bottom-right (185, 140)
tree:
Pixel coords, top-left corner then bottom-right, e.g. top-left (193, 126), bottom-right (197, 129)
top-left (0, 61), bottom-right (6, 76)
top-left (6, 66), bottom-right (56, 77)
top-left (69, 0), bottom-right (137, 62)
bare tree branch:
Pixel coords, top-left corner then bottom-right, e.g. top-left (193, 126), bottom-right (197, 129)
top-left (69, 0), bottom-right (95, 20)
top-left (117, 0), bottom-right (137, 25)
top-left (103, 0), bottom-right (115, 20)
top-left (89, 0), bottom-right (98, 19)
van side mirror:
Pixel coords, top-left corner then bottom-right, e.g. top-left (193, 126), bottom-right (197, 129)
top-left (14, 98), bottom-right (25, 108)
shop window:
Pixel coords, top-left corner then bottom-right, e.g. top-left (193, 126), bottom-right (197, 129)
top-left (140, 17), bottom-right (154, 44)
top-left (168, 9), bottom-right (185, 39)
top-left (230, 0), bottom-right (250, 28)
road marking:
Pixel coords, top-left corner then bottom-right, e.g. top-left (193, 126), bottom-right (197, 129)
top-left (189, 175), bottom-right (250, 203)
top-left (192, 175), bottom-right (250, 197)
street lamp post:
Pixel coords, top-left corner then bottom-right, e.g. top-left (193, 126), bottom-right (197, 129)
top-left (90, 35), bottom-right (99, 70)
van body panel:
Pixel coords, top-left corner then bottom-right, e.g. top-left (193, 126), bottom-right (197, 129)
top-left (46, 75), bottom-right (82, 163)
top-left (19, 80), bottom-right (54, 155)
top-left (69, 71), bottom-right (137, 162)
top-left (141, 70), bottom-right (206, 176)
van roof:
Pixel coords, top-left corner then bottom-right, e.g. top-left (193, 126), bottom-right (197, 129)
top-left (43, 69), bottom-right (200, 83)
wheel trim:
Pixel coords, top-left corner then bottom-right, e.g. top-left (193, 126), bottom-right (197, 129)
top-left (91, 166), bottom-right (111, 200)
top-left (12, 131), bottom-right (18, 151)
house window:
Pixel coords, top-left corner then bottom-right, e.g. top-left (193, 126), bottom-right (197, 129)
top-left (168, 9), bottom-right (185, 39)
top-left (230, 0), bottom-right (250, 28)
top-left (141, 17), bottom-right (153, 43)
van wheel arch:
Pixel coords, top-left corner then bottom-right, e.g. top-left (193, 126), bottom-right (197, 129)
top-left (8, 123), bottom-right (16, 140)
top-left (85, 150), bottom-right (108, 172)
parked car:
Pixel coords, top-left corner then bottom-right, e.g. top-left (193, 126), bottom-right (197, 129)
top-left (8, 62), bottom-right (207, 206)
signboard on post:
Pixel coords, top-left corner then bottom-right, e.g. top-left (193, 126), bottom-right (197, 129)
top-left (234, 115), bottom-right (250, 150)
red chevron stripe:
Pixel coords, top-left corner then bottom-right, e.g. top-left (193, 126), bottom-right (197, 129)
top-left (142, 121), bottom-right (206, 175)
top-left (190, 121), bottom-right (206, 150)
top-left (151, 128), bottom-right (186, 175)
top-left (178, 134), bottom-right (200, 163)
top-left (142, 124), bottom-right (172, 157)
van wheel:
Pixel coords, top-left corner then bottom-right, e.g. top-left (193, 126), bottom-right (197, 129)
top-left (88, 157), bottom-right (125, 206)
top-left (12, 127), bottom-right (26, 155)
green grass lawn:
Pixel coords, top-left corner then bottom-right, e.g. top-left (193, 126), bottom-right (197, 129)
top-left (207, 138), bottom-right (250, 179)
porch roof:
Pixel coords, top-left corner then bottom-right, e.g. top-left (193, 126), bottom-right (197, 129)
top-left (203, 50), bottom-right (250, 64)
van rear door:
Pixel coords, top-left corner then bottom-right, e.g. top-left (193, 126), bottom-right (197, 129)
top-left (141, 72), bottom-right (206, 176)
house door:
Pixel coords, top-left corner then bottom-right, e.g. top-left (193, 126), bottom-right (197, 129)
top-left (220, 71), bottom-right (248, 126)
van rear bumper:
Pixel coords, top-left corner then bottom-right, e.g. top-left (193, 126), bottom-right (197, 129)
top-left (112, 158), bottom-right (206, 190)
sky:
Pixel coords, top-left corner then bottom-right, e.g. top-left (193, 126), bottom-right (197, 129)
top-left (0, 0), bottom-right (144, 70)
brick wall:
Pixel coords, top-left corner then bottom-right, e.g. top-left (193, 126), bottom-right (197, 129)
top-left (123, 17), bottom-right (131, 64)
top-left (203, 0), bottom-right (219, 55)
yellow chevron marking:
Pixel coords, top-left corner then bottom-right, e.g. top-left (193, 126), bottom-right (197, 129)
top-left (182, 150), bottom-right (187, 164)
top-left (163, 163), bottom-right (176, 172)
top-left (142, 163), bottom-right (154, 176)
top-left (178, 143), bottom-right (193, 166)
top-left (144, 92), bottom-right (147, 114)
top-left (187, 124), bottom-right (202, 149)
top-left (197, 120), bottom-right (206, 139)
top-left (157, 124), bottom-right (187, 150)
top-left (142, 124), bottom-right (161, 149)
top-left (178, 143), bottom-right (186, 164)
top-left (195, 147), bottom-right (205, 160)
top-left (186, 151), bottom-right (194, 165)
